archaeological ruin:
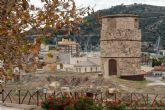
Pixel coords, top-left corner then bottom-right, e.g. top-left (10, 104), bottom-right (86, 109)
top-left (100, 14), bottom-right (141, 77)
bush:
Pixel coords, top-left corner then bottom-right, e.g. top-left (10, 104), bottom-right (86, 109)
top-left (104, 99), bottom-right (127, 110)
top-left (152, 58), bottom-right (162, 67)
top-left (41, 95), bottom-right (103, 110)
top-left (47, 53), bottom-right (53, 58)
top-left (41, 94), bottom-right (165, 110)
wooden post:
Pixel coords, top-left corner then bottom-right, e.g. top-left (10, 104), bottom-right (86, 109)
top-left (115, 93), bottom-right (117, 103)
top-left (36, 91), bottom-right (39, 106)
top-left (18, 90), bottom-right (21, 104)
top-left (44, 93), bottom-right (47, 101)
top-left (130, 93), bottom-right (133, 107)
top-left (146, 93), bottom-right (149, 108)
top-left (2, 89), bottom-right (4, 103)
top-left (101, 92), bottom-right (103, 102)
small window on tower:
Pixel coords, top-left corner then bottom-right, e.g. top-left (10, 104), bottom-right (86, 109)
top-left (134, 18), bottom-right (138, 28)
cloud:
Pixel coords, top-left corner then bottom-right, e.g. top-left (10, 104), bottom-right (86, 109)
top-left (30, 0), bottom-right (165, 10)
top-left (75, 0), bottom-right (165, 10)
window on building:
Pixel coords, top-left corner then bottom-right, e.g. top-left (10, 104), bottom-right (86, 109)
top-left (160, 73), bottom-right (162, 76)
top-left (85, 68), bottom-right (87, 72)
top-left (134, 18), bottom-right (138, 28)
top-left (156, 73), bottom-right (159, 77)
top-left (96, 67), bottom-right (97, 72)
top-left (76, 68), bottom-right (78, 72)
top-left (79, 68), bottom-right (81, 72)
top-left (90, 67), bottom-right (92, 72)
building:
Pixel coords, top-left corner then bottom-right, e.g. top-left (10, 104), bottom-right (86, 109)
top-left (74, 57), bottom-right (101, 73)
top-left (58, 39), bottom-right (79, 56)
top-left (0, 60), bottom-right (3, 68)
top-left (59, 52), bottom-right (101, 73)
top-left (159, 50), bottom-right (165, 56)
top-left (36, 43), bottom-right (60, 73)
top-left (100, 14), bottom-right (141, 77)
top-left (152, 66), bottom-right (165, 77)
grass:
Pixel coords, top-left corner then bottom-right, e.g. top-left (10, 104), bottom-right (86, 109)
top-left (107, 76), bottom-right (153, 92)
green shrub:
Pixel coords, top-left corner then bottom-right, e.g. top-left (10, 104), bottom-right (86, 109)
top-left (47, 53), bottom-right (53, 58)
top-left (152, 58), bottom-right (162, 67)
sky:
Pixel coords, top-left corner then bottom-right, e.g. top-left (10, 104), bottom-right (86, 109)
top-left (30, 0), bottom-right (165, 10)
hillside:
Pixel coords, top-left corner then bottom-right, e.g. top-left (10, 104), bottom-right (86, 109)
top-left (81, 4), bottom-right (165, 51)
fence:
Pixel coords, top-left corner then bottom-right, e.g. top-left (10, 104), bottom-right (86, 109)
top-left (1, 89), bottom-right (165, 109)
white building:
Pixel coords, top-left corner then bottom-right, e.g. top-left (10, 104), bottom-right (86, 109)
top-left (59, 52), bottom-right (101, 73)
top-left (153, 71), bottom-right (165, 77)
top-left (74, 60), bottom-right (101, 73)
top-left (159, 50), bottom-right (165, 56)
top-left (58, 39), bottom-right (79, 56)
top-left (152, 66), bottom-right (165, 77)
top-left (0, 60), bottom-right (3, 68)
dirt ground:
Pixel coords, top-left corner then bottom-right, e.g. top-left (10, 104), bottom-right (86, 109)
top-left (3, 72), bottom-right (165, 94)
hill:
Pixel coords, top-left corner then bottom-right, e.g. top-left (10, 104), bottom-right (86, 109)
top-left (82, 4), bottom-right (165, 51)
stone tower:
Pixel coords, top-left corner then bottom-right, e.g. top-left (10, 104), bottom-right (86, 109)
top-left (100, 14), bottom-right (141, 77)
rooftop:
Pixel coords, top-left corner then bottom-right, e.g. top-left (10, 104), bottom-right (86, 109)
top-left (75, 59), bottom-right (99, 67)
top-left (153, 65), bottom-right (165, 71)
top-left (58, 38), bottom-right (79, 45)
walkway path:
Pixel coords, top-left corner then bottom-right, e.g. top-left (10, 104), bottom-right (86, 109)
top-left (0, 105), bottom-right (22, 110)
top-left (0, 102), bottom-right (38, 110)
top-left (146, 77), bottom-right (165, 86)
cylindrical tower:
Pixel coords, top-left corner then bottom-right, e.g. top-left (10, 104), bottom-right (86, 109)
top-left (100, 14), bottom-right (141, 77)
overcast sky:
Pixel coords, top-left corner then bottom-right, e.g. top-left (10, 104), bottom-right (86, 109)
top-left (31, 0), bottom-right (165, 10)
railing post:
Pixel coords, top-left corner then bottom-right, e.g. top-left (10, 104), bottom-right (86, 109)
top-left (2, 89), bottom-right (4, 103)
top-left (115, 93), bottom-right (117, 103)
top-left (44, 93), bottom-right (47, 101)
top-left (101, 92), bottom-right (103, 102)
top-left (131, 93), bottom-right (133, 107)
top-left (18, 90), bottom-right (21, 104)
top-left (74, 92), bottom-right (76, 98)
top-left (53, 91), bottom-right (55, 96)
top-left (36, 90), bottom-right (39, 106)
top-left (146, 93), bottom-right (149, 108)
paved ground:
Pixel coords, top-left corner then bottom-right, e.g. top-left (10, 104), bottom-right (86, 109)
top-left (0, 102), bottom-right (38, 110)
top-left (146, 77), bottom-right (165, 86)
top-left (0, 105), bottom-right (22, 110)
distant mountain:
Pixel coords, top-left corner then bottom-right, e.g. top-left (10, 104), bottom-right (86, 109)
top-left (82, 4), bottom-right (165, 51)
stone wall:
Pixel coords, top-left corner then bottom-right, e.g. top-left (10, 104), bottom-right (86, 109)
top-left (102, 16), bottom-right (139, 30)
top-left (116, 17), bottom-right (138, 29)
top-left (101, 41), bottom-right (141, 57)
top-left (101, 29), bottom-right (141, 41)
top-left (102, 18), bottom-right (117, 30)
top-left (100, 14), bottom-right (141, 76)
top-left (101, 58), bottom-right (141, 77)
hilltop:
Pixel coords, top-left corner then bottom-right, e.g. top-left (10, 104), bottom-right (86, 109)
top-left (81, 4), bottom-right (165, 51)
